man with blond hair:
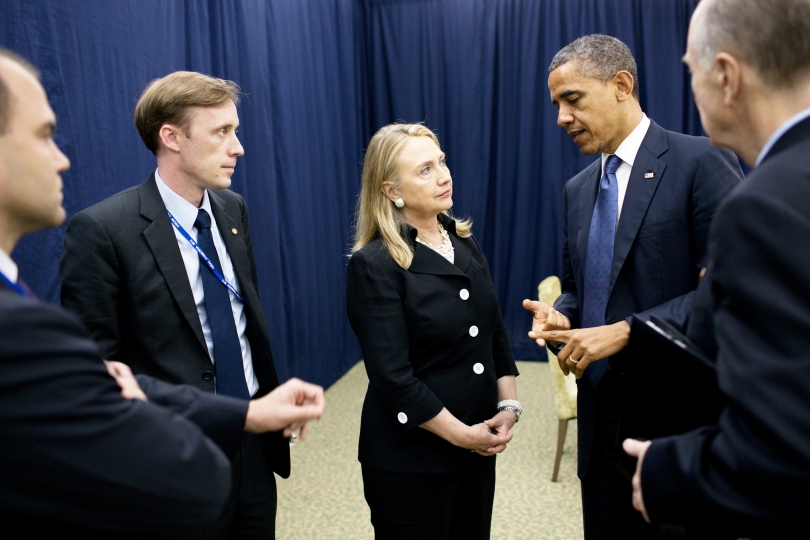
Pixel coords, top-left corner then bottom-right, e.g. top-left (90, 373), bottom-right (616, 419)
top-left (61, 71), bottom-right (290, 538)
top-left (0, 49), bottom-right (324, 537)
top-left (624, 0), bottom-right (810, 536)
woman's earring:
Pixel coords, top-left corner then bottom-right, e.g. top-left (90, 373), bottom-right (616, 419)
top-left (394, 198), bottom-right (405, 208)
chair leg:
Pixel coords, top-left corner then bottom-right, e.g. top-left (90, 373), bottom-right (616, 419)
top-left (551, 418), bottom-right (568, 482)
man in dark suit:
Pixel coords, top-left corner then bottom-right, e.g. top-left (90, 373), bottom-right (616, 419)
top-left (624, 0), bottom-right (810, 536)
top-left (0, 48), bottom-right (324, 537)
top-left (522, 35), bottom-right (743, 539)
top-left (60, 71), bottom-right (290, 538)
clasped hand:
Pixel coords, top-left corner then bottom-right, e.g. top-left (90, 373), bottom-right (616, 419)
top-left (465, 410), bottom-right (517, 457)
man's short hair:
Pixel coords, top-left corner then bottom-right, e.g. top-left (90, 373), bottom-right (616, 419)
top-left (134, 71), bottom-right (241, 154)
top-left (548, 34), bottom-right (640, 100)
top-left (0, 48), bottom-right (40, 135)
top-left (695, 0), bottom-right (810, 88)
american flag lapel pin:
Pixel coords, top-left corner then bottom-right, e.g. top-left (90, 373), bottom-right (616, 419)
top-left (644, 171), bottom-right (655, 179)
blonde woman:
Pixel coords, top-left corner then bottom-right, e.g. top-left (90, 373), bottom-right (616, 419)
top-left (346, 124), bottom-right (520, 540)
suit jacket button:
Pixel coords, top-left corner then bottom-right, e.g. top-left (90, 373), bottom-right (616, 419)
top-left (469, 325), bottom-right (479, 337)
top-left (473, 363), bottom-right (484, 374)
top-left (397, 412), bottom-right (408, 424)
top-left (459, 288), bottom-right (470, 300)
top-left (202, 371), bottom-right (214, 381)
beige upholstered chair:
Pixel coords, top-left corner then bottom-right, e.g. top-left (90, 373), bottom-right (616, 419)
top-left (538, 276), bottom-right (578, 482)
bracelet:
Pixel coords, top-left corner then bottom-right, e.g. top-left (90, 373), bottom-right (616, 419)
top-left (497, 399), bottom-right (522, 422)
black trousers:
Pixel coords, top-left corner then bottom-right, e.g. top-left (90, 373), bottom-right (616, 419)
top-left (208, 433), bottom-right (277, 540)
top-left (581, 371), bottom-right (654, 540)
top-left (362, 457), bottom-right (496, 540)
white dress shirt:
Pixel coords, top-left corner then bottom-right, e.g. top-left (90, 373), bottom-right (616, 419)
top-left (601, 113), bottom-right (651, 221)
top-left (155, 169), bottom-right (259, 396)
top-left (0, 247), bottom-right (18, 283)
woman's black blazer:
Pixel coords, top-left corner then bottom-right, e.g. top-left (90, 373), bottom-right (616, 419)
top-left (346, 214), bottom-right (518, 474)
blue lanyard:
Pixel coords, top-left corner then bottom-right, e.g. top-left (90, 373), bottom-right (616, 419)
top-left (167, 210), bottom-right (244, 303)
top-left (0, 270), bottom-right (26, 297)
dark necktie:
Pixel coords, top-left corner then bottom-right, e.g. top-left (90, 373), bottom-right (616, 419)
top-left (581, 154), bottom-right (622, 387)
top-left (194, 209), bottom-right (250, 400)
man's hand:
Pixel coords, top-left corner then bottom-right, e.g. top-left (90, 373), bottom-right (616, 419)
top-left (538, 321), bottom-right (630, 377)
top-left (523, 299), bottom-right (571, 346)
top-left (245, 378), bottom-right (325, 439)
top-left (623, 438), bottom-right (652, 523)
top-left (104, 360), bottom-right (148, 402)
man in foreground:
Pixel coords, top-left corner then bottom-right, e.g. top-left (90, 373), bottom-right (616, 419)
top-left (0, 48), bottom-right (325, 537)
top-left (525, 35), bottom-right (742, 538)
top-left (625, 0), bottom-right (810, 536)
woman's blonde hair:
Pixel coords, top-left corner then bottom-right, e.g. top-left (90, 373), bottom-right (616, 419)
top-left (352, 123), bottom-right (472, 269)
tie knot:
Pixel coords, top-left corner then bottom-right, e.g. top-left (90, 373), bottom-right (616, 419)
top-left (194, 209), bottom-right (212, 231)
top-left (605, 154), bottom-right (622, 175)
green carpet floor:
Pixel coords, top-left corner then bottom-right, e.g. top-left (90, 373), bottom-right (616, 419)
top-left (276, 361), bottom-right (583, 539)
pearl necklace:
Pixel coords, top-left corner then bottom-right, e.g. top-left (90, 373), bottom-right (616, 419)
top-left (416, 223), bottom-right (455, 263)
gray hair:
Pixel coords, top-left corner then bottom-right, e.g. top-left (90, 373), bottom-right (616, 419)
top-left (0, 48), bottom-right (40, 135)
top-left (548, 35), bottom-right (639, 100)
top-left (693, 0), bottom-right (810, 87)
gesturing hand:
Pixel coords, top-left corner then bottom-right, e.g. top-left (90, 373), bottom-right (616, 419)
top-left (104, 360), bottom-right (148, 402)
top-left (523, 299), bottom-right (571, 347)
top-left (245, 378), bottom-right (326, 440)
top-left (539, 321), bottom-right (630, 377)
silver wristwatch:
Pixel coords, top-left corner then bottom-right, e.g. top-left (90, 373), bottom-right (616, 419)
top-left (497, 399), bottom-right (522, 422)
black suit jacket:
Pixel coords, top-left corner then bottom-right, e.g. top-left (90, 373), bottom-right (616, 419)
top-left (60, 174), bottom-right (290, 477)
top-left (553, 120), bottom-right (743, 478)
top-left (641, 117), bottom-right (810, 537)
top-left (346, 214), bottom-right (519, 473)
top-left (0, 285), bottom-right (250, 537)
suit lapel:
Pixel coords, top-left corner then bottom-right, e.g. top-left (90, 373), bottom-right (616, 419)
top-left (139, 175), bottom-right (208, 353)
top-left (408, 243), bottom-right (469, 278)
top-left (209, 192), bottom-right (256, 304)
top-left (609, 122), bottom-right (668, 294)
top-left (576, 162), bottom-right (602, 269)
top-left (450, 234), bottom-right (472, 273)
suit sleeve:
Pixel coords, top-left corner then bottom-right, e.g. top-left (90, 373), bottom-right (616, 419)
top-left (641, 191), bottom-right (810, 531)
top-left (632, 146), bottom-right (742, 329)
top-left (60, 210), bottom-right (122, 359)
top-left (346, 250), bottom-right (445, 430)
top-left (136, 374), bottom-right (247, 460)
top-left (553, 181), bottom-right (580, 326)
top-left (0, 300), bottom-right (234, 535)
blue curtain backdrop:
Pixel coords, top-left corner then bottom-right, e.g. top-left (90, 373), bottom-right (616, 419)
top-left (0, 0), bottom-right (701, 387)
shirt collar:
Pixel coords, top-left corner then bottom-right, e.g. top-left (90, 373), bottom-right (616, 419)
top-left (756, 106), bottom-right (810, 167)
top-left (154, 168), bottom-right (214, 232)
top-left (0, 247), bottom-right (18, 283)
top-left (602, 113), bottom-right (651, 173)
top-left (404, 212), bottom-right (458, 243)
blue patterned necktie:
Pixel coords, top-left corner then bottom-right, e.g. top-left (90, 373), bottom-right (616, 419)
top-left (581, 154), bottom-right (622, 387)
top-left (194, 209), bottom-right (250, 400)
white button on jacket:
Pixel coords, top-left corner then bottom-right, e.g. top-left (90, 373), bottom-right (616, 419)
top-left (469, 325), bottom-right (479, 337)
top-left (473, 363), bottom-right (484, 374)
top-left (397, 412), bottom-right (408, 424)
top-left (459, 288), bottom-right (470, 300)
